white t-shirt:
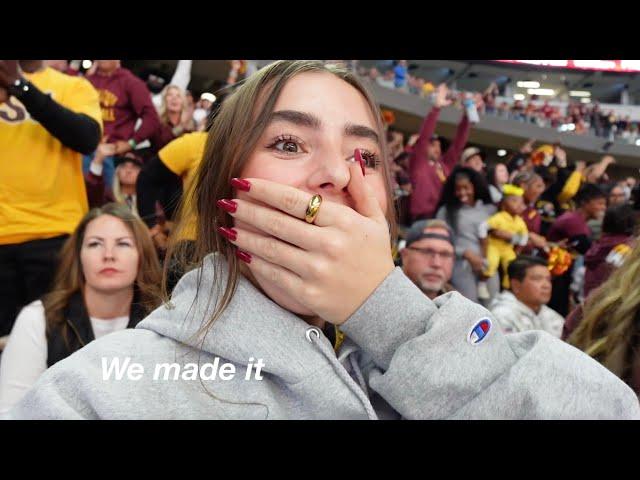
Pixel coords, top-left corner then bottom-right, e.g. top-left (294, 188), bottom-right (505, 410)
top-left (0, 300), bottom-right (130, 415)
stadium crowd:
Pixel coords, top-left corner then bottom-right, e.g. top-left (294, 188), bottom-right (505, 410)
top-left (1, 59), bottom-right (639, 417)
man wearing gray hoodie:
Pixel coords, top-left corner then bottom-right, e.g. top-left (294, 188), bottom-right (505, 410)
top-left (7, 252), bottom-right (639, 420)
top-left (490, 256), bottom-right (565, 338)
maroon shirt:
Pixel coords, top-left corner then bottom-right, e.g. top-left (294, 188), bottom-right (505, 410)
top-left (547, 211), bottom-right (590, 241)
top-left (583, 233), bottom-right (634, 299)
top-left (85, 171), bottom-right (115, 208)
top-left (548, 210), bottom-right (593, 256)
top-left (409, 107), bottom-right (470, 220)
top-left (520, 204), bottom-right (542, 255)
top-left (522, 204), bottom-right (541, 234)
top-left (87, 67), bottom-right (160, 145)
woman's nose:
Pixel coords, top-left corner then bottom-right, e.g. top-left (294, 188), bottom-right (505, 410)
top-left (306, 149), bottom-right (353, 196)
top-left (103, 244), bottom-right (116, 260)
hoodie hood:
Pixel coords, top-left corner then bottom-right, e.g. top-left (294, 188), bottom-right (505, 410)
top-left (135, 253), bottom-right (335, 385)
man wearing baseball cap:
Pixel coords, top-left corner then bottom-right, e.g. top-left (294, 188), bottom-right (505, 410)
top-left (460, 147), bottom-right (486, 173)
top-left (85, 151), bottom-right (144, 211)
top-left (193, 92), bottom-right (217, 130)
top-left (400, 219), bottom-right (457, 300)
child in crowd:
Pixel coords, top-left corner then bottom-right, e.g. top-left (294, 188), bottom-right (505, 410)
top-left (478, 184), bottom-right (529, 298)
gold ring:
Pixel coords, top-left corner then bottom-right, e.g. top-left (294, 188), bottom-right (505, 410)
top-left (305, 194), bottom-right (322, 224)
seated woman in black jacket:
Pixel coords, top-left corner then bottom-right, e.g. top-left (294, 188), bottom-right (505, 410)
top-left (0, 203), bottom-right (162, 414)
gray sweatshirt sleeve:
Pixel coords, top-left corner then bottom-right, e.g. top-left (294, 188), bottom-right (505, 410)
top-left (9, 364), bottom-right (94, 419)
top-left (340, 268), bottom-right (640, 419)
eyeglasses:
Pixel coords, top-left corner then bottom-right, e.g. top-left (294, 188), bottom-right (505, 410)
top-left (407, 247), bottom-right (455, 260)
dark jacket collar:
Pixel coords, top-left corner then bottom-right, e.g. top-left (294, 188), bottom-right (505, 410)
top-left (47, 289), bottom-right (145, 367)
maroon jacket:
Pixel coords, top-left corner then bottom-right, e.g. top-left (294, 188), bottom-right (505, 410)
top-left (409, 107), bottom-right (471, 221)
top-left (149, 122), bottom-right (176, 152)
top-left (522, 205), bottom-right (542, 234)
top-left (87, 67), bottom-right (160, 145)
top-left (547, 210), bottom-right (593, 255)
top-left (520, 205), bottom-right (542, 255)
top-left (85, 171), bottom-right (115, 208)
top-left (583, 233), bottom-right (634, 299)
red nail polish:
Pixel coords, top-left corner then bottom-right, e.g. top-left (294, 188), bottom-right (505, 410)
top-left (217, 199), bottom-right (238, 214)
top-left (218, 226), bottom-right (237, 241)
top-left (231, 178), bottom-right (251, 192)
top-left (236, 249), bottom-right (252, 264)
top-left (354, 149), bottom-right (365, 176)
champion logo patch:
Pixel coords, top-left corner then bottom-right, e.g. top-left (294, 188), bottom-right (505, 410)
top-left (468, 318), bottom-right (492, 345)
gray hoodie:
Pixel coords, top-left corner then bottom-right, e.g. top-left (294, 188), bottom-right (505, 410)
top-left (490, 291), bottom-right (565, 338)
top-left (8, 253), bottom-right (640, 419)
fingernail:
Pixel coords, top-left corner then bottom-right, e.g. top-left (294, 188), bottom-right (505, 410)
top-left (236, 249), bottom-right (252, 264)
top-left (218, 226), bottom-right (237, 241)
top-left (231, 178), bottom-right (251, 192)
top-left (354, 149), bottom-right (365, 176)
top-left (216, 199), bottom-right (238, 214)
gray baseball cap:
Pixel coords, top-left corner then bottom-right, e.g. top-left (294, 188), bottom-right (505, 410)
top-left (404, 219), bottom-right (455, 248)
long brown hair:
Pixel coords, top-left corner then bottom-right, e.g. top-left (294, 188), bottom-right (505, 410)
top-left (568, 237), bottom-right (640, 384)
top-left (43, 203), bottom-right (162, 342)
top-left (165, 60), bottom-right (397, 342)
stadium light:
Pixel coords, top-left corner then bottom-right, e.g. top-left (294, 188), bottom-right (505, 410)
top-left (527, 88), bottom-right (555, 96)
top-left (517, 81), bottom-right (540, 88)
top-left (513, 94), bottom-right (525, 101)
top-left (580, 98), bottom-right (591, 104)
top-left (569, 91), bottom-right (591, 97)
top-left (82, 60), bottom-right (93, 70)
top-left (497, 149), bottom-right (507, 157)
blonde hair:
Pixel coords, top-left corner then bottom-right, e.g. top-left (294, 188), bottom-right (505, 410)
top-left (568, 236), bottom-right (640, 384)
top-left (159, 85), bottom-right (185, 121)
top-left (159, 84), bottom-right (195, 132)
top-left (165, 60), bottom-right (396, 341)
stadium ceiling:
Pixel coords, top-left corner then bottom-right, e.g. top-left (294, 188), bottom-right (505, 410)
top-left (126, 60), bottom-right (640, 105)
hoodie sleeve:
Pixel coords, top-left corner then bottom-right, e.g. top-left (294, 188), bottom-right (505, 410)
top-left (126, 74), bottom-right (161, 145)
top-left (340, 268), bottom-right (640, 419)
top-left (441, 113), bottom-right (470, 170)
top-left (8, 363), bottom-right (95, 419)
top-left (409, 107), bottom-right (440, 177)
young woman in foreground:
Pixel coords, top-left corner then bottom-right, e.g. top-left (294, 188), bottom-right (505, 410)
top-left (9, 61), bottom-right (639, 419)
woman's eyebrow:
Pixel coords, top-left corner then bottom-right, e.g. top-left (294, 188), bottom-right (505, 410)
top-left (344, 123), bottom-right (379, 143)
top-left (269, 110), bottom-right (379, 143)
top-left (269, 110), bottom-right (321, 129)
top-left (86, 236), bottom-right (133, 241)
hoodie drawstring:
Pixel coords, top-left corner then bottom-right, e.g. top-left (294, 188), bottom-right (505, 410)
top-left (305, 327), bottom-right (378, 420)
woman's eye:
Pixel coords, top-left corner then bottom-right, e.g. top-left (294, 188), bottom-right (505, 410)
top-left (88, 242), bottom-right (100, 247)
top-left (275, 140), bottom-right (299, 153)
top-left (360, 150), bottom-right (380, 169)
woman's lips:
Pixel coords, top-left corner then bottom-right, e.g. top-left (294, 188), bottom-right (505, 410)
top-left (99, 268), bottom-right (120, 275)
